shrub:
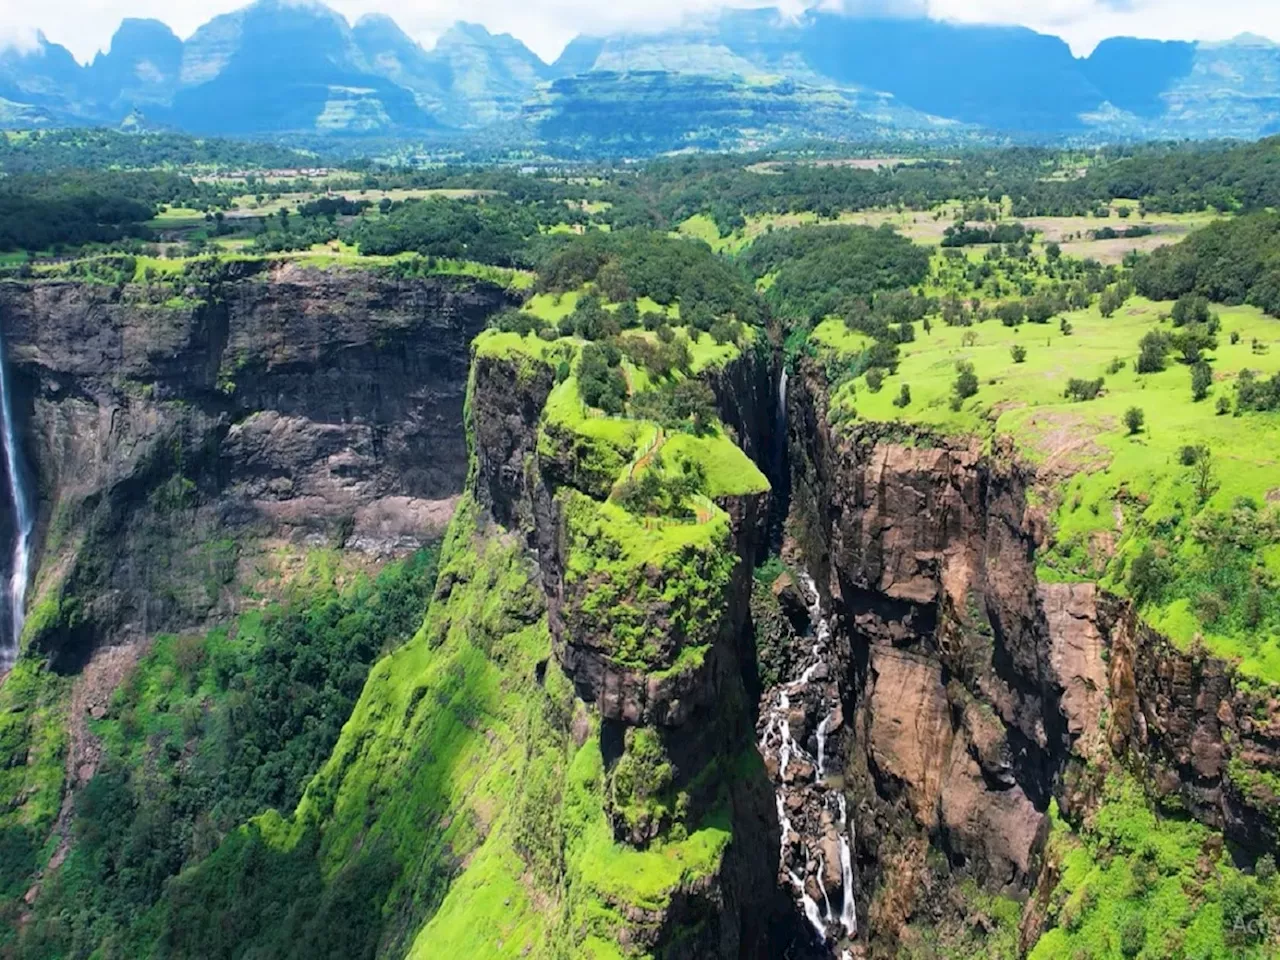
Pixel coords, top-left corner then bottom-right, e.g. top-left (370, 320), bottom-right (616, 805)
top-left (1257, 854), bottom-right (1277, 882)
top-left (1120, 915), bottom-right (1146, 957)
top-left (1216, 395), bottom-right (1232, 415)
top-left (866, 368), bottom-right (885, 393)
top-left (1128, 543), bottom-right (1167, 602)
top-left (893, 383), bottom-right (911, 408)
top-left (1124, 406), bottom-right (1145, 435)
top-left (1011, 344), bottom-right (1027, 364)
top-left (1064, 377), bottom-right (1104, 402)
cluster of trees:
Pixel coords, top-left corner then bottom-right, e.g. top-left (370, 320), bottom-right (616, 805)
top-left (743, 224), bottom-right (930, 321)
top-left (1236, 369), bottom-right (1280, 412)
top-left (628, 380), bottom-right (718, 435)
top-left (1091, 225), bottom-right (1153, 240)
top-left (577, 342), bottom-right (629, 414)
top-left (615, 453), bottom-right (708, 520)
top-left (941, 221), bottom-right (1032, 247)
top-left (590, 138), bottom-right (1280, 238)
top-left (1133, 213), bottom-right (1280, 316)
top-left (0, 129), bottom-right (311, 175)
top-left (536, 229), bottom-right (759, 326)
top-left (0, 170), bottom-right (251, 252)
top-left (344, 197), bottom-right (538, 266)
top-left (15, 550), bottom-right (437, 959)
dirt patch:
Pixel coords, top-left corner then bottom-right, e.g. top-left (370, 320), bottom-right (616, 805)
top-left (1019, 411), bottom-right (1114, 480)
top-left (44, 640), bottom-right (148, 877)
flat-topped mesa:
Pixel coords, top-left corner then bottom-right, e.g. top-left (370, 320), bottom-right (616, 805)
top-left (0, 265), bottom-right (513, 666)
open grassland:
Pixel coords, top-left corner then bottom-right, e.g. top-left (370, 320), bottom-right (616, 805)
top-left (224, 187), bottom-right (502, 219)
top-left (679, 203), bottom-right (1216, 262)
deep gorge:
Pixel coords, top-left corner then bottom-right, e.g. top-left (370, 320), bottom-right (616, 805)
top-left (0, 266), bottom-right (1276, 958)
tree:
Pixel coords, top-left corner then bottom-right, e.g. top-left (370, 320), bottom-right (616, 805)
top-left (1171, 294), bottom-right (1211, 328)
top-left (1192, 445), bottom-right (1218, 504)
top-left (1136, 330), bottom-right (1171, 374)
top-left (1191, 361), bottom-right (1213, 401)
top-left (951, 361), bottom-right (979, 410)
top-left (1045, 241), bottom-right (1062, 262)
top-left (997, 300), bottom-right (1025, 327)
top-left (1170, 325), bottom-right (1218, 364)
top-left (893, 383), bottom-right (911, 408)
top-left (1010, 344), bottom-right (1027, 364)
top-left (1124, 406), bottom-right (1145, 435)
top-left (1100, 286), bottom-right (1124, 318)
top-left (1064, 377), bottom-right (1104, 401)
top-left (866, 368), bottom-right (885, 393)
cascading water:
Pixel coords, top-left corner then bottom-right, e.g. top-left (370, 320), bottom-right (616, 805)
top-left (0, 330), bottom-right (32, 672)
top-left (757, 570), bottom-right (859, 952)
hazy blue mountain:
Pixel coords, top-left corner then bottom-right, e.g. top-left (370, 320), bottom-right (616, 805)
top-left (1081, 38), bottom-right (1196, 118)
top-left (0, 34), bottom-right (87, 123)
top-left (352, 13), bottom-right (450, 112)
top-left (167, 0), bottom-right (432, 134)
top-left (419, 23), bottom-right (550, 127)
top-left (2, 1), bottom-right (1280, 143)
top-left (85, 19), bottom-right (183, 119)
top-left (785, 15), bottom-right (1101, 132)
top-left (527, 69), bottom-right (961, 153)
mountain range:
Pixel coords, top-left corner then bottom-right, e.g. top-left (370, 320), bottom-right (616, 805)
top-left (3, 0), bottom-right (1280, 149)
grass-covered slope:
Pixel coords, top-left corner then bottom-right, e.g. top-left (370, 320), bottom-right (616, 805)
top-left (1030, 774), bottom-right (1280, 960)
top-left (132, 497), bottom-right (745, 960)
top-left (5, 548), bottom-right (437, 959)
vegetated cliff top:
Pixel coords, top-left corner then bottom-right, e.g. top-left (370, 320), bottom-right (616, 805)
top-left (809, 289), bottom-right (1280, 684)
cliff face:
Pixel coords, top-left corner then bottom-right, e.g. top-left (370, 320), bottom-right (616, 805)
top-left (786, 357), bottom-right (1280, 950)
top-left (0, 265), bottom-right (512, 667)
top-left (468, 337), bottom-right (787, 956)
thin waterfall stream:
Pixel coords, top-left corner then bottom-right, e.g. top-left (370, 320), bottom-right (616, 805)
top-left (0, 329), bottom-right (32, 672)
top-left (757, 572), bottom-right (858, 954)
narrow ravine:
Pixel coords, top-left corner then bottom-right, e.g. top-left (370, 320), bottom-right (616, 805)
top-left (0, 329), bottom-right (32, 671)
top-left (757, 571), bottom-right (858, 956)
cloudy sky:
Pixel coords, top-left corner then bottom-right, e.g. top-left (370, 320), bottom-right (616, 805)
top-left (1, 0), bottom-right (1277, 64)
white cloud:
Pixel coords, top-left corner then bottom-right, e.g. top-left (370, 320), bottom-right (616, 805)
top-left (1, 0), bottom-right (1277, 64)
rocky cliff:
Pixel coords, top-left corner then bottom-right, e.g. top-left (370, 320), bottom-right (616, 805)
top-left (0, 264), bottom-right (512, 668)
top-left (780, 356), bottom-right (1280, 954)
top-left (465, 331), bottom-right (787, 955)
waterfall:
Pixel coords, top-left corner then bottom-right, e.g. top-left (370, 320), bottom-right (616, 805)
top-left (772, 369), bottom-right (789, 494)
top-left (836, 794), bottom-right (857, 937)
top-left (0, 331), bottom-right (31, 672)
top-left (758, 568), bottom-right (861, 952)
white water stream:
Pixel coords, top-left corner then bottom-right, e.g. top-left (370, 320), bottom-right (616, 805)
top-left (758, 571), bottom-right (859, 951)
top-left (0, 332), bottom-right (31, 672)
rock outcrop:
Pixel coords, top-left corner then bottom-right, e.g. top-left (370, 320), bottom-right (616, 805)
top-left (784, 355), bottom-right (1280, 953)
top-left (0, 265), bottom-right (512, 666)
